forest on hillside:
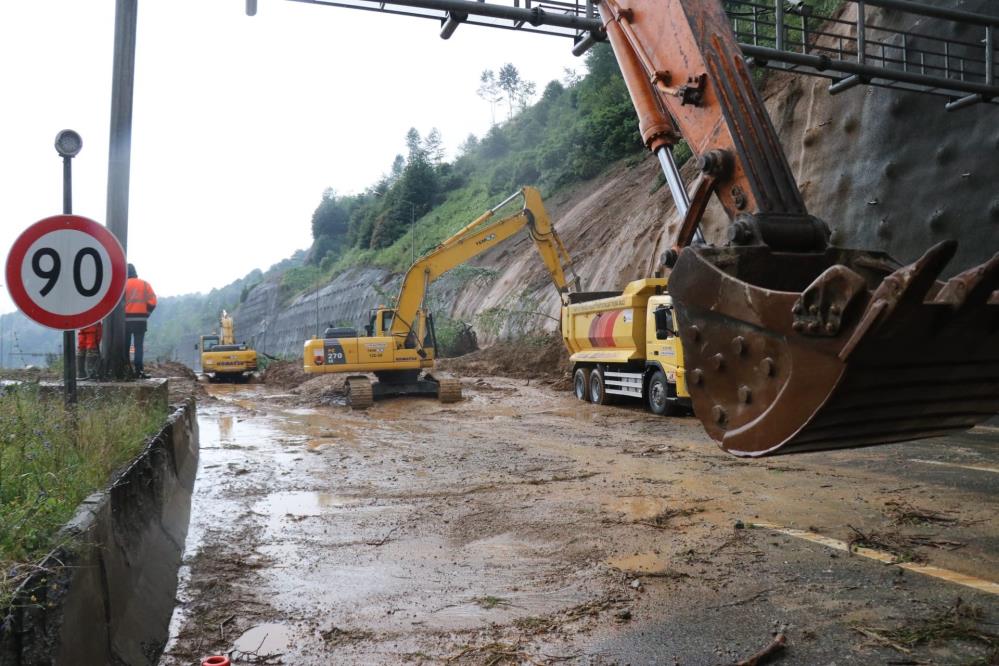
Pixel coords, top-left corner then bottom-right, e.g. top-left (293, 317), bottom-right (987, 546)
top-left (294, 44), bottom-right (663, 291)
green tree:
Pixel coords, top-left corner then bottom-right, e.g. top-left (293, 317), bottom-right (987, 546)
top-left (405, 127), bottom-right (423, 158)
top-left (497, 63), bottom-right (536, 118)
top-left (477, 70), bottom-right (503, 125)
top-left (389, 154), bottom-right (405, 184)
top-left (310, 188), bottom-right (350, 263)
top-left (423, 128), bottom-right (445, 166)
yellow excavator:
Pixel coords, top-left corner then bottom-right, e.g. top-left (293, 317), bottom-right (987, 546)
top-left (198, 310), bottom-right (258, 382)
top-left (303, 186), bottom-right (579, 408)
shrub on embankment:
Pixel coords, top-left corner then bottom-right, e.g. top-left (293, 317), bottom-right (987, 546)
top-left (0, 387), bottom-right (166, 605)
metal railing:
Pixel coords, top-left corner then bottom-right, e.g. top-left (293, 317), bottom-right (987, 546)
top-left (729, 0), bottom-right (998, 108)
top-left (286, 0), bottom-right (999, 107)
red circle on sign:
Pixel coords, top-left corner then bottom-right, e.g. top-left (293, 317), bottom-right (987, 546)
top-left (5, 215), bottom-right (126, 330)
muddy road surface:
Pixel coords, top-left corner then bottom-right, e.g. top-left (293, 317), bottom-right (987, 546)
top-left (161, 379), bottom-right (999, 665)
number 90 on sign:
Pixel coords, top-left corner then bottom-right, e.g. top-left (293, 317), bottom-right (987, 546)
top-left (5, 215), bottom-right (126, 331)
top-left (24, 231), bottom-right (109, 307)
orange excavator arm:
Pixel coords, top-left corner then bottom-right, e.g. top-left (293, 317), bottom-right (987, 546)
top-left (599, 0), bottom-right (824, 257)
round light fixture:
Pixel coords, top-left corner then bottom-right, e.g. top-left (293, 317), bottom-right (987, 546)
top-left (54, 130), bottom-right (83, 158)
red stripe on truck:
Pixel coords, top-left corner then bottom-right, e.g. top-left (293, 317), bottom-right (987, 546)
top-left (587, 310), bottom-right (622, 348)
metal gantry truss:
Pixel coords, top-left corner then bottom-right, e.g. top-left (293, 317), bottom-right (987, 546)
top-left (280, 0), bottom-right (999, 108)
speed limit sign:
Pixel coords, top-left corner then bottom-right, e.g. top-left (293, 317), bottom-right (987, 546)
top-left (5, 215), bottom-right (127, 330)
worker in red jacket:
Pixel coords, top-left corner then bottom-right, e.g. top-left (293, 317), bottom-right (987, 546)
top-left (76, 322), bottom-right (102, 379)
top-left (125, 263), bottom-right (157, 378)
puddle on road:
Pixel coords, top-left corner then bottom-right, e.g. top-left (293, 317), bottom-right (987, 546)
top-left (607, 551), bottom-right (672, 573)
top-left (232, 622), bottom-right (293, 657)
top-left (258, 490), bottom-right (356, 517)
top-left (607, 496), bottom-right (672, 521)
top-left (218, 415), bottom-right (234, 443)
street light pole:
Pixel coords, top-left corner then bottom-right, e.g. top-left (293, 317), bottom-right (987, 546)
top-left (102, 0), bottom-right (138, 379)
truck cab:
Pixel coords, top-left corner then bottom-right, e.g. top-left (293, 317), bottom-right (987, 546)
top-left (645, 295), bottom-right (688, 398)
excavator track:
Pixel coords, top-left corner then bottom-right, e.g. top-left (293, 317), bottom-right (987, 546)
top-left (436, 378), bottom-right (463, 404)
top-left (346, 376), bottom-right (374, 410)
top-left (670, 243), bottom-right (999, 456)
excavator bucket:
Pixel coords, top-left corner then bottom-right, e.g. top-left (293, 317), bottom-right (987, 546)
top-left (669, 242), bottom-right (999, 457)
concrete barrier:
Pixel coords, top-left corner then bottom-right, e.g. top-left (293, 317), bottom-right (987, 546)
top-left (0, 397), bottom-right (199, 666)
top-left (37, 378), bottom-right (169, 413)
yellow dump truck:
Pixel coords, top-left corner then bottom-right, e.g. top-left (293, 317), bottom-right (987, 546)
top-left (198, 310), bottom-right (258, 382)
top-left (562, 278), bottom-right (691, 416)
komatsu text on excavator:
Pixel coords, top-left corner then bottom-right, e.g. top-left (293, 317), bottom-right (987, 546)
top-left (302, 187), bottom-right (579, 409)
top-left (260, 0), bottom-right (999, 456)
top-left (199, 310), bottom-right (258, 382)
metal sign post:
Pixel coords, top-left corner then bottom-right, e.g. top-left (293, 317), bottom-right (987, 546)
top-left (55, 130), bottom-right (83, 404)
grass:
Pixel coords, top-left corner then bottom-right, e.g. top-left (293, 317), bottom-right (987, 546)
top-left (473, 595), bottom-right (512, 610)
top-left (0, 386), bottom-right (167, 606)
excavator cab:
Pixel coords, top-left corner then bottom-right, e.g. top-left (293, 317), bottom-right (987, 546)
top-left (364, 308), bottom-right (394, 337)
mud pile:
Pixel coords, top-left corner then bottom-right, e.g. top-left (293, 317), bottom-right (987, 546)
top-left (261, 360), bottom-right (310, 388)
top-left (437, 334), bottom-right (571, 388)
top-left (290, 373), bottom-right (347, 405)
top-left (147, 361), bottom-right (204, 402)
top-left (147, 361), bottom-right (197, 381)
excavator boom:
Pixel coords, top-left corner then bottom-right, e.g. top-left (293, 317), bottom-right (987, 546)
top-left (388, 186), bottom-right (578, 343)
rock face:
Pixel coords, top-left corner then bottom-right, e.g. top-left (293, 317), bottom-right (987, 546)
top-left (763, 0), bottom-right (999, 273)
top-left (237, 0), bottom-right (998, 355)
top-left (235, 267), bottom-right (392, 358)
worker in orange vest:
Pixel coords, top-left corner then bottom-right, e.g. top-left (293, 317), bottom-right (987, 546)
top-left (76, 322), bottom-right (102, 379)
top-left (125, 263), bottom-right (157, 378)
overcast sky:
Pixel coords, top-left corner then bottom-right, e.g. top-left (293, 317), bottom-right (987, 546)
top-left (0, 0), bottom-right (581, 316)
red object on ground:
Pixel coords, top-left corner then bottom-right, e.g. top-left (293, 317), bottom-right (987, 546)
top-left (201, 657), bottom-right (230, 666)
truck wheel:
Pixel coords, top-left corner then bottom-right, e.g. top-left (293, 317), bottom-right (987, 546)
top-left (647, 370), bottom-right (675, 416)
top-left (589, 367), bottom-right (612, 405)
top-left (574, 368), bottom-right (590, 402)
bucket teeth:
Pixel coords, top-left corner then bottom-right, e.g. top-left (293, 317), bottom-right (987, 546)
top-left (871, 240), bottom-right (955, 312)
top-left (670, 242), bottom-right (999, 457)
top-left (792, 265), bottom-right (868, 336)
top-left (933, 253), bottom-right (999, 308)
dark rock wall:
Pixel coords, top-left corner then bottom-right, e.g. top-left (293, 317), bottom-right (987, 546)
top-left (764, 0), bottom-right (999, 276)
top-left (234, 267), bottom-right (393, 358)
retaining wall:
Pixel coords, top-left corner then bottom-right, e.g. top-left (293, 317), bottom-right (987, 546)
top-left (0, 397), bottom-right (199, 666)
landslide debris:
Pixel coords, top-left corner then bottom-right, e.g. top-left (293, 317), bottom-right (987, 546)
top-left (437, 333), bottom-right (571, 389)
top-left (261, 359), bottom-right (311, 388)
top-left (146, 361), bottom-right (204, 402)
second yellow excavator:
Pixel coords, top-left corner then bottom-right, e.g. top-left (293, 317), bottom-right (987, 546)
top-left (302, 186), bottom-right (579, 408)
top-left (199, 310), bottom-right (258, 382)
